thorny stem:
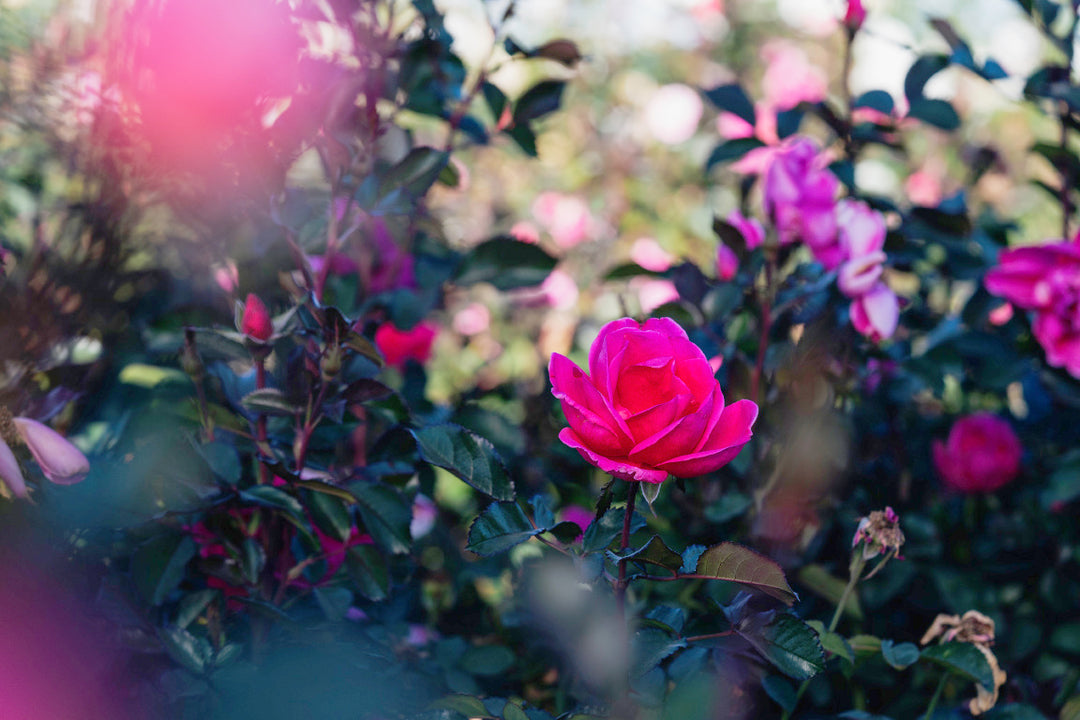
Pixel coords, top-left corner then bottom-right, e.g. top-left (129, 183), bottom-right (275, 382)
top-left (683, 630), bottom-right (735, 643)
top-left (614, 484), bottom-right (638, 718)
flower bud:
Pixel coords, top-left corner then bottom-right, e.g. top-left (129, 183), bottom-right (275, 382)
top-left (241, 293), bottom-right (273, 341)
top-left (844, 0), bottom-right (866, 31)
top-left (12, 417), bottom-right (89, 485)
top-left (320, 345), bottom-right (343, 382)
top-left (0, 438), bottom-right (28, 498)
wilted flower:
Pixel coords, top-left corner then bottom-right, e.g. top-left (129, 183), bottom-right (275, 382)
top-left (921, 611), bottom-right (1007, 716)
top-left (852, 506), bottom-right (904, 570)
top-left (241, 293), bottom-right (274, 341)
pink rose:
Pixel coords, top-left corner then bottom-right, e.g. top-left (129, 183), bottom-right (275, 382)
top-left (985, 241), bottom-right (1080, 377)
top-left (549, 317), bottom-right (758, 483)
top-left (849, 282), bottom-right (899, 341)
top-left (541, 269), bottom-right (580, 310)
top-left (635, 278), bottom-right (680, 314)
top-left (933, 413), bottom-right (1022, 494)
top-left (838, 251), bottom-right (886, 298)
top-left (762, 42), bottom-right (828, 112)
top-left (763, 137), bottom-right (840, 252)
top-left (835, 200), bottom-right (887, 297)
top-left (727, 211), bottom-right (765, 251)
top-left (532, 192), bottom-right (594, 249)
top-left (375, 321), bottom-right (438, 368)
top-left (452, 302), bottom-right (491, 336)
top-left (510, 221), bottom-right (540, 245)
top-left (716, 243), bottom-right (738, 281)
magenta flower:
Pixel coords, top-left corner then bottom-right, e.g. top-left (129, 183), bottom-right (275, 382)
top-left (843, 0), bottom-right (866, 31)
top-left (240, 293), bottom-right (273, 341)
top-left (727, 210), bottom-right (765, 251)
top-left (933, 413), bottom-right (1022, 494)
top-left (763, 137), bottom-right (840, 253)
top-left (549, 318), bottom-right (757, 483)
top-left (375, 321), bottom-right (438, 368)
top-left (849, 282), bottom-right (900, 341)
top-left (985, 241), bottom-right (1080, 378)
top-left (0, 416), bottom-right (90, 497)
top-left (716, 243), bottom-right (738, 281)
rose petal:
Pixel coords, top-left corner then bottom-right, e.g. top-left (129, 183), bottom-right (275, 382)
top-left (558, 428), bottom-right (668, 484)
top-left (629, 386), bottom-right (719, 466)
top-left (589, 318), bottom-right (639, 397)
top-left (0, 438), bottom-right (28, 498)
top-left (549, 353), bottom-right (630, 455)
top-left (12, 418), bottom-right (89, 485)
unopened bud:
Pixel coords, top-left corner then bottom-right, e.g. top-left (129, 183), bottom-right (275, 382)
top-left (12, 417), bottom-right (89, 485)
top-left (321, 345), bottom-right (343, 382)
top-left (241, 293), bottom-right (274, 342)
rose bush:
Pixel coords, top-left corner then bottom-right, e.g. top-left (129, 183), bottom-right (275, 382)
top-left (933, 413), bottom-right (1022, 494)
top-left (549, 317), bottom-right (757, 483)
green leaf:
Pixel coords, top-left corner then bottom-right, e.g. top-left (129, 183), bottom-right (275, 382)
top-left (467, 501), bottom-right (539, 556)
top-left (762, 674), bottom-right (796, 713)
top-left (1059, 696), bottom-right (1080, 720)
top-left (240, 486), bottom-right (306, 522)
top-left (907, 98), bottom-right (960, 131)
top-left (849, 634), bottom-right (882, 655)
top-left (507, 123), bottom-right (537, 156)
top-left (482, 82), bottom-right (507, 119)
top-left (631, 627), bottom-right (687, 678)
top-left (1042, 450), bottom-right (1080, 508)
top-left (904, 54), bottom-right (950, 101)
top-left (133, 534), bottom-right (197, 606)
top-left (756, 615), bottom-right (826, 680)
top-left (921, 641), bottom-right (995, 688)
top-left (502, 702), bottom-right (530, 720)
top-left (704, 492), bottom-right (752, 524)
top-left (881, 639), bottom-right (920, 670)
top-left (158, 625), bottom-right (212, 675)
top-left (176, 589), bottom-right (217, 630)
top-left (430, 695), bottom-right (493, 718)
top-left (608, 535), bottom-right (682, 574)
top-left (513, 80), bottom-right (565, 125)
top-left (706, 138), bottom-right (765, 171)
top-left (853, 90), bottom-right (895, 116)
top-left (346, 544), bottom-right (390, 601)
top-left (462, 645), bottom-right (516, 676)
top-left (241, 388), bottom-right (301, 416)
top-left (797, 564), bottom-right (863, 621)
top-left (805, 620), bottom-right (853, 665)
top-left (342, 332), bottom-right (384, 367)
top-left (703, 83), bottom-right (756, 126)
top-left (694, 542), bottom-right (798, 605)
top-left (313, 586), bottom-right (354, 621)
top-left (453, 237), bottom-right (557, 290)
top-left (352, 482), bottom-right (412, 554)
top-left (306, 489), bottom-right (353, 542)
top-left (582, 507), bottom-right (646, 553)
top-left (1050, 622), bottom-right (1080, 656)
top-left (192, 440), bottom-right (241, 485)
top-left (413, 423), bottom-right (515, 500)
top-left (380, 147), bottom-right (449, 199)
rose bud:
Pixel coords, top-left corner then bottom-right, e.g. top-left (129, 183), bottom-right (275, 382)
top-left (0, 438), bottom-right (28, 498)
top-left (844, 0), bottom-right (866, 31)
top-left (933, 413), bottom-right (1022, 494)
top-left (549, 317), bottom-right (758, 483)
top-left (240, 293), bottom-right (274, 341)
top-left (12, 417), bottom-right (90, 485)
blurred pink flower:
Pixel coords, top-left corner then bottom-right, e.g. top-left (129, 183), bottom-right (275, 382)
top-left (985, 241), bottom-right (1080, 377)
top-left (558, 505), bottom-right (594, 541)
top-left (838, 251), bottom-right (887, 298)
top-left (836, 199), bottom-right (887, 293)
top-left (933, 413), bottom-right (1022, 494)
top-left (644, 84), bottom-right (704, 145)
top-left (849, 282), bottom-right (899, 341)
top-left (532, 192), bottom-right (594, 249)
top-left (510, 220), bottom-right (540, 244)
top-left (541, 269), bottom-right (580, 311)
top-left (411, 494), bottom-right (438, 539)
top-left (906, 168), bottom-right (944, 207)
top-left (367, 219), bottom-right (416, 293)
top-left (11, 418), bottom-right (90, 486)
top-left (762, 42), bottom-right (828, 112)
top-left (308, 253), bottom-right (360, 277)
top-left (635, 278), bottom-right (680, 314)
top-left (716, 104), bottom-right (780, 174)
top-left (763, 136), bottom-right (840, 252)
top-left (375, 321), bottom-right (438, 368)
top-left (844, 0), bottom-right (867, 31)
top-left (727, 210), bottom-right (765, 250)
top-left (630, 237), bottom-right (674, 272)
top-left (716, 243), bottom-right (738, 281)
top-left (212, 260), bottom-right (239, 294)
top-left (691, 0), bottom-right (724, 20)
top-left (988, 302), bottom-right (1014, 326)
top-left (453, 302), bottom-right (491, 336)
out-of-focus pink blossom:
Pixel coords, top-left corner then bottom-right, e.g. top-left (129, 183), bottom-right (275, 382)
top-left (309, 253), bottom-right (360, 277)
top-left (716, 243), bottom-right (738, 281)
top-left (453, 302), bottom-right (491, 336)
top-left (762, 42), bottom-right (828, 112)
top-left (906, 168), bottom-right (944, 207)
top-left (11, 418), bottom-right (90, 486)
top-left (716, 104), bottom-right (780, 175)
top-left (989, 302), bottom-right (1014, 326)
top-left (837, 199), bottom-right (887, 259)
top-left (375, 321), bottom-right (439, 368)
top-left (541, 269), bottom-right (580, 311)
top-left (708, 355), bottom-right (724, 374)
top-left (510, 221), bottom-right (540, 244)
top-left (691, 0), bottom-right (724, 20)
top-left (635, 278), bottom-right (680, 314)
top-left (844, 0), bottom-right (867, 31)
top-left (367, 219), bottom-right (415, 293)
top-left (838, 251), bottom-right (887, 298)
top-left (212, 260), bottom-right (239, 294)
top-left (406, 624), bottom-right (439, 647)
top-left (933, 413), bottom-right (1022, 494)
top-left (763, 136), bottom-right (839, 253)
top-left (630, 237), bottom-right (674, 272)
top-left (985, 241), bottom-right (1080, 377)
top-left (532, 192), bottom-right (595, 249)
top-left (727, 210), bottom-right (765, 250)
top-left (849, 281), bottom-right (899, 341)
top-left (643, 84), bottom-right (704, 145)
top-left (558, 505), bottom-right (594, 541)
top-left (411, 494), bottom-right (438, 539)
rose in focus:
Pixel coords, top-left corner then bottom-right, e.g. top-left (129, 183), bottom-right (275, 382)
top-left (549, 318), bottom-right (757, 483)
top-left (933, 413), bottom-right (1022, 494)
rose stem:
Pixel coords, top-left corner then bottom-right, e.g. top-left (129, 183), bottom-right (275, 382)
top-left (614, 483), bottom-right (638, 717)
top-left (782, 554), bottom-right (866, 719)
top-left (922, 672), bottom-right (950, 720)
top-left (254, 354), bottom-right (269, 486)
